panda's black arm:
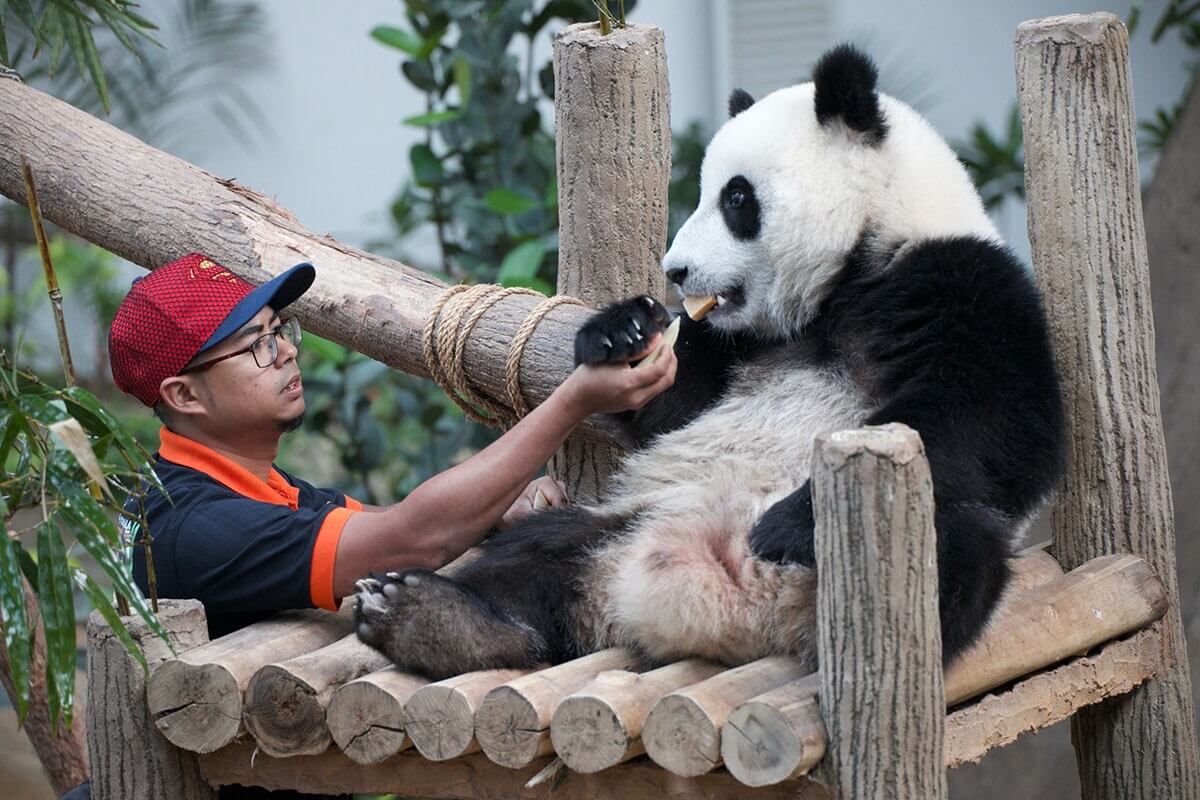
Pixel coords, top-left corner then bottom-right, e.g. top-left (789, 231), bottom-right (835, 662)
top-left (749, 237), bottom-right (1066, 661)
top-left (623, 313), bottom-right (744, 446)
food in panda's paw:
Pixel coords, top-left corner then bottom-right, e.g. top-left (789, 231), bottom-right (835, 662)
top-left (682, 295), bottom-right (718, 321)
top-left (533, 489), bottom-right (550, 510)
top-left (637, 316), bottom-right (681, 369)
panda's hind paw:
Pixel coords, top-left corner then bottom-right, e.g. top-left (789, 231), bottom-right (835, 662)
top-left (352, 569), bottom-right (544, 679)
top-left (575, 294), bottom-right (671, 365)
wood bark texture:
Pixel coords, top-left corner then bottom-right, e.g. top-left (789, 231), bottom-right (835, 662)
top-left (241, 633), bottom-right (391, 757)
top-left (148, 609), bottom-right (351, 753)
top-left (812, 424), bottom-right (947, 799)
top-left (86, 599), bottom-right (215, 800)
top-left (549, 23), bottom-right (670, 499)
top-left (0, 582), bottom-right (88, 794)
top-left (1016, 13), bottom-right (1200, 798)
top-left (0, 74), bottom-right (625, 443)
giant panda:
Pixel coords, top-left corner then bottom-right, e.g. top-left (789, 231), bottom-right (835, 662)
top-left (353, 44), bottom-right (1066, 680)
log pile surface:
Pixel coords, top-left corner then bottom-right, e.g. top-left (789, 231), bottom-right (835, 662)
top-left (143, 549), bottom-right (1168, 795)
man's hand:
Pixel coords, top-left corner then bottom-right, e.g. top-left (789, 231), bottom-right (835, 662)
top-left (497, 475), bottom-right (570, 529)
top-left (559, 331), bottom-right (678, 418)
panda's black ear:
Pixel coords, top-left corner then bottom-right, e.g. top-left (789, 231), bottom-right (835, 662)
top-left (728, 88), bottom-right (756, 119)
top-left (812, 44), bottom-right (887, 144)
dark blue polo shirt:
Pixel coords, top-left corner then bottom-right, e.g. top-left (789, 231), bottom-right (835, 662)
top-left (124, 427), bottom-right (362, 639)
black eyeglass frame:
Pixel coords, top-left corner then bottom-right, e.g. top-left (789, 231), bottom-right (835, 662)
top-left (180, 318), bottom-right (301, 374)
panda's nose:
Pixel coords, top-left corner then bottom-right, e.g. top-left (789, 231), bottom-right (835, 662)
top-left (666, 266), bottom-right (688, 286)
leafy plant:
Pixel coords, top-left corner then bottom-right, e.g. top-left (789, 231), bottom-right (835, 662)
top-left (0, 362), bottom-right (168, 725)
top-left (0, 0), bottom-right (160, 113)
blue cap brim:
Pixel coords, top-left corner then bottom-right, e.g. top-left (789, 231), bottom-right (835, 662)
top-left (198, 262), bottom-right (316, 354)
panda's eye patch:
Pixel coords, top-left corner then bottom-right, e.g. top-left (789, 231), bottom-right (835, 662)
top-left (720, 176), bottom-right (760, 240)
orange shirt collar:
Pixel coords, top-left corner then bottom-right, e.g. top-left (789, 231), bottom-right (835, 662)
top-left (158, 427), bottom-right (300, 510)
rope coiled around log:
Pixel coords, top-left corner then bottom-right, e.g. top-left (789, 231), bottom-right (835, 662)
top-left (422, 284), bottom-right (587, 429)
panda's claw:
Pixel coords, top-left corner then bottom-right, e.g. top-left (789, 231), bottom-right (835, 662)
top-left (574, 294), bottom-right (672, 365)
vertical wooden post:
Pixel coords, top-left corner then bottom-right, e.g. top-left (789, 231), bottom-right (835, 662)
top-left (812, 424), bottom-right (946, 799)
top-left (87, 599), bottom-right (215, 800)
top-left (1016, 13), bottom-right (1200, 799)
top-left (550, 21), bottom-right (670, 500)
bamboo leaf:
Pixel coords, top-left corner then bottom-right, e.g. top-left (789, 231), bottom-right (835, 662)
top-left (58, 485), bottom-right (169, 648)
top-left (37, 520), bottom-right (75, 730)
top-left (73, 570), bottom-right (147, 673)
top-left (49, 418), bottom-right (110, 500)
top-left (75, 16), bottom-right (110, 113)
top-left (0, 525), bottom-right (31, 721)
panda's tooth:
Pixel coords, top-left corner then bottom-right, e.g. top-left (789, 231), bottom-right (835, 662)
top-left (716, 295), bottom-right (728, 307)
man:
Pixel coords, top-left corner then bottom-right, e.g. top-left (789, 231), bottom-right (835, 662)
top-left (95, 252), bottom-right (675, 800)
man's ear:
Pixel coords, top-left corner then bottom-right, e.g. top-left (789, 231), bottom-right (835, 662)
top-left (158, 375), bottom-right (207, 418)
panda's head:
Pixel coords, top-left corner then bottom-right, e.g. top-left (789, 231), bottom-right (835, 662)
top-left (663, 44), bottom-right (998, 337)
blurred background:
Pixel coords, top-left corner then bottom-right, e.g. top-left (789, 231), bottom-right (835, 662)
top-left (0, 1), bottom-right (1195, 797)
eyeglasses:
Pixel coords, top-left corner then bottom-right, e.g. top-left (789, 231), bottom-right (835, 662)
top-left (181, 318), bottom-right (302, 374)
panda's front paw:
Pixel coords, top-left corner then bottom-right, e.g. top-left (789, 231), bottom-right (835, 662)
top-left (575, 295), bottom-right (671, 365)
top-left (749, 484), bottom-right (817, 567)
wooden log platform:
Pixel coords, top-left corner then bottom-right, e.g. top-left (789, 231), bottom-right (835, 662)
top-left (242, 633), bottom-right (392, 757)
top-left (326, 667), bottom-right (429, 765)
top-left (719, 553), bottom-right (1167, 786)
top-left (403, 669), bottom-right (532, 761)
top-left (147, 550), bottom-right (1168, 794)
top-left (147, 610), bottom-right (351, 753)
top-left (473, 648), bottom-right (644, 769)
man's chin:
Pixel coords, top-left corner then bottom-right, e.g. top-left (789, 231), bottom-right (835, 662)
top-left (279, 412), bottom-right (305, 434)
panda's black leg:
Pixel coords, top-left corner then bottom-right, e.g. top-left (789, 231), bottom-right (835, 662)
top-left (934, 502), bottom-right (1012, 664)
top-left (748, 483), bottom-right (816, 567)
top-left (354, 507), bottom-right (622, 679)
top-left (354, 570), bottom-right (544, 680)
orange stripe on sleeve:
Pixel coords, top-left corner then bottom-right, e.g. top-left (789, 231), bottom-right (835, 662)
top-left (310, 507), bottom-right (356, 611)
top-left (343, 496), bottom-right (364, 512)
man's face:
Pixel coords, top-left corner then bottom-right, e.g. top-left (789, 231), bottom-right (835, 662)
top-left (187, 305), bottom-right (305, 434)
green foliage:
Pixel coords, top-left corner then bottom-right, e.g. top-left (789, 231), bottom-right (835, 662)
top-left (0, 362), bottom-right (168, 727)
top-left (953, 103), bottom-right (1025, 212)
top-left (283, 334), bottom-right (482, 504)
top-left (668, 120), bottom-right (707, 244)
top-left (6, 0), bottom-right (272, 154)
top-left (0, 0), bottom-right (160, 113)
top-left (956, 1), bottom-right (1199, 212)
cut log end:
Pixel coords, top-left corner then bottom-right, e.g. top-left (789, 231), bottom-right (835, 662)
top-left (642, 694), bottom-right (721, 777)
top-left (475, 686), bottom-right (545, 769)
top-left (326, 681), bottom-right (408, 765)
top-left (148, 661), bottom-right (241, 754)
top-left (550, 693), bottom-right (633, 773)
top-left (402, 684), bottom-right (478, 762)
top-left (721, 697), bottom-right (825, 787)
top-left (243, 666), bottom-right (330, 758)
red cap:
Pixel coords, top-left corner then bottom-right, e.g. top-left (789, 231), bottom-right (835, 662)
top-left (108, 253), bottom-right (314, 406)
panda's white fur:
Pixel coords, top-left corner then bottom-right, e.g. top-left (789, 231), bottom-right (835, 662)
top-left (665, 85), bottom-right (999, 338)
top-left (354, 45), bottom-right (1066, 680)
